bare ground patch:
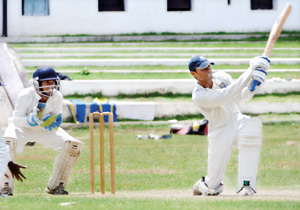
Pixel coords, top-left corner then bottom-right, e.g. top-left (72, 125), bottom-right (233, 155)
top-left (16, 189), bottom-right (300, 201)
top-left (81, 189), bottom-right (300, 201)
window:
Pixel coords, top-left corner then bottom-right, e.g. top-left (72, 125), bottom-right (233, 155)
top-left (98, 0), bottom-right (124, 12)
top-left (167, 0), bottom-right (191, 11)
top-left (251, 0), bottom-right (273, 10)
top-left (22, 0), bottom-right (49, 16)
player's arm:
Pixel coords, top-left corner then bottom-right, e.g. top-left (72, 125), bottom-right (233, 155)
top-left (13, 92), bottom-right (39, 129)
top-left (234, 56), bottom-right (270, 102)
top-left (193, 67), bottom-right (253, 108)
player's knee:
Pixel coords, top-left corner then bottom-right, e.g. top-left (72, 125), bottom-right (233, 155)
top-left (239, 118), bottom-right (262, 147)
top-left (3, 138), bottom-right (17, 150)
top-left (63, 140), bottom-right (83, 156)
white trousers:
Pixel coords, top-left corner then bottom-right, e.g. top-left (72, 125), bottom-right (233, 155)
top-left (4, 124), bottom-right (80, 153)
top-left (0, 123), bottom-right (10, 182)
top-left (205, 113), bottom-right (249, 189)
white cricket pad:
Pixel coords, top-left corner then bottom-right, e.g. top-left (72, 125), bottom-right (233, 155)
top-left (0, 138), bottom-right (17, 193)
top-left (237, 118), bottom-right (262, 193)
top-left (47, 140), bottom-right (83, 190)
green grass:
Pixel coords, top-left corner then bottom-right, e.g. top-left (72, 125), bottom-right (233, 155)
top-left (56, 71), bottom-right (299, 80)
top-left (25, 64), bottom-right (300, 80)
top-left (26, 64), bottom-right (300, 71)
top-left (64, 92), bottom-right (300, 103)
top-left (0, 121), bottom-right (299, 209)
top-left (2, 197), bottom-right (299, 210)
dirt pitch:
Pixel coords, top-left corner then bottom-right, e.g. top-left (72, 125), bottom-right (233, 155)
top-left (74, 189), bottom-right (300, 201)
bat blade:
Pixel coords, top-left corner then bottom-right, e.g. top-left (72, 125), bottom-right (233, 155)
top-left (263, 4), bottom-right (292, 57)
top-left (250, 4), bottom-right (292, 92)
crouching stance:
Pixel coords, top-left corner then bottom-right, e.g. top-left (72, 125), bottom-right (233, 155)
top-left (1, 66), bottom-right (83, 195)
top-left (188, 55), bottom-right (269, 196)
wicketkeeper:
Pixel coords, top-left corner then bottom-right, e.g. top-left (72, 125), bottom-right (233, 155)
top-left (189, 55), bottom-right (270, 196)
top-left (1, 66), bottom-right (83, 195)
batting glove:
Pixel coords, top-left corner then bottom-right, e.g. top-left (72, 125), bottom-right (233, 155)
top-left (250, 56), bottom-right (270, 92)
top-left (250, 56), bottom-right (270, 71)
top-left (250, 69), bottom-right (268, 92)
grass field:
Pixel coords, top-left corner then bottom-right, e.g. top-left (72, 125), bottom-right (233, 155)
top-left (0, 121), bottom-right (299, 209)
top-left (3, 35), bottom-right (299, 209)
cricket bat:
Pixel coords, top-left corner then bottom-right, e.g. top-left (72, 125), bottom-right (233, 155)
top-left (250, 3), bottom-right (292, 91)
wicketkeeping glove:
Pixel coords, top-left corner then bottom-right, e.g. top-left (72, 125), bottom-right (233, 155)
top-left (36, 102), bottom-right (46, 119)
top-left (27, 102), bottom-right (46, 126)
top-left (40, 113), bottom-right (62, 131)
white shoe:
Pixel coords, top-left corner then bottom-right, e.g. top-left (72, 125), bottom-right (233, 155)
top-left (240, 186), bottom-right (255, 196)
top-left (193, 177), bottom-right (223, 196)
top-left (193, 179), bottom-right (203, 196)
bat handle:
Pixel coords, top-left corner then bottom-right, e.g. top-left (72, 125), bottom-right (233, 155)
top-left (250, 80), bottom-right (258, 92)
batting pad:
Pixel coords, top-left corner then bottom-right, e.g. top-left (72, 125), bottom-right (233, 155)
top-left (47, 140), bottom-right (83, 190)
top-left (237, 118), bottom-right (262, 193)
top-left (0, 138), bottom-right (17, 192)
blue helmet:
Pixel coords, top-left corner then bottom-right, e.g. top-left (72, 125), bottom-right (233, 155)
top-left (33, 66), bottom-right (58, 81)
top-left (33, 66), bottom-right (60, 97)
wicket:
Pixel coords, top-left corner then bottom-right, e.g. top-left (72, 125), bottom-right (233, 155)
top-left (89, 112), bottom-right (115, 194)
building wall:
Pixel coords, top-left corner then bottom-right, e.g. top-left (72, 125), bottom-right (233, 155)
top-left (2, 0), bottom-right (300, 36)
top-left (0, 0), bottom-right (3, 36)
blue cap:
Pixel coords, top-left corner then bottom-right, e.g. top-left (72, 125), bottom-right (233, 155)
top-left (33, 66), bottom-right (58, 81)
top-left (188, 55), bottom-right (214, 72)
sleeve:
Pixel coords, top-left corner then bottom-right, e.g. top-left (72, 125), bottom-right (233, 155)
top-left (12, 91), bottom-right (35, 129)
top-left (234, 86), bottom-right (255, 102)
top-left (193, 68), bottom-right (253, 108)
top-left (53, 91), bottom-right (63, 115)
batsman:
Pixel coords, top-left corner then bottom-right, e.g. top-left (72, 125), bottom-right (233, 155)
top-left (189, 55), bottom-right (270, 196)
top-left (1, 66), bottom-right (83, 195)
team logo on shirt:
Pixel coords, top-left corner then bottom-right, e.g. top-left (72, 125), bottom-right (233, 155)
top-left (219, 82), bottom-right (226, 88)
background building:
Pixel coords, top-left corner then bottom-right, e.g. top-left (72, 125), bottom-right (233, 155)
top-left (1, 0), bottom-right (299, 37)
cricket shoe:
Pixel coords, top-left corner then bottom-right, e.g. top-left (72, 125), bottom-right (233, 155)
top-left (0, 187), bottom-right (13, 196)
top-left (240, 186), bottom-right (255, 196)
top-left (193, 179), bottom-right (203, 196)
top-left (45, 186), bottom-right (68, 195)
top-left (193, 177), bottom-right (223, 196)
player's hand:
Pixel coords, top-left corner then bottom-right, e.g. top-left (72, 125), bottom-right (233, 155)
top-left (36, 102), bottom-right (46, 119)
top-left (250, 69), bottom-right (267, 91)
top-left (52, 113), bottom-right (62, 130)
top-left (253, 69), bottom-right (267, 85)
top-left (40, 113), bottom-right (62, 131)
top-left (250, 56), bottom-right (270, 71)
top-left (249, 56), bottom-right (270, 92)
top-left (7, 161), bottom-right (27, 182)
top-left (27, 112), bottom-right (42, 126)
top-left (27, 103), bottom-right (46, 126)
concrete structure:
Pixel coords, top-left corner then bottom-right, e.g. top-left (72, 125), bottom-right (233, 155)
top-left (62, 101), bottom-right (300, 121)
top-left (59, 79), bottom-right (300, 97)
top-left (1, 0), bottom-right (299, 37)
top-left (21, 58), bottom-right (300, 67)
